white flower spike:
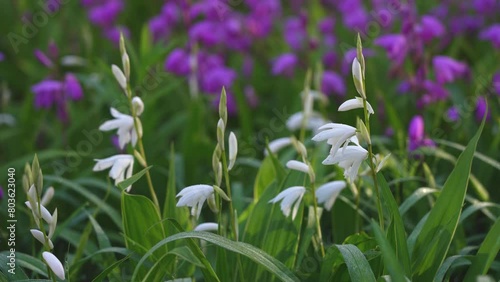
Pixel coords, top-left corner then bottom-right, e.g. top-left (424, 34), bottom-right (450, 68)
top-left (112, 64), bottom-right (127, 90)
top-left (269, 186), bottom-right (306, 220)
top-left (312, 123), bottom-right (358, 157)
top-left (265, 137), bottom-right (293, 156)
top-left (194, 222), bottom-right (219, 232)
top-left (93, 155), bottom-right (134, 191)
top-left (315, 181), bottom-right (346, 211)
top-left (286, 112), bottom-right (329, 133)
top-left (99, 108), bottom-right (138, 149)
top-left (286, 160), bottom-right (310, 174)
top-left (176, 185), bottom-right (215, 220)
top-left (228, 132), bottom-right (237, 171)
top-left (42, 252), bottom-right (65, 280)
top-left (338, 97), bottom-right (374, 114)
top-left (322, 145), bottom-right (368, 183)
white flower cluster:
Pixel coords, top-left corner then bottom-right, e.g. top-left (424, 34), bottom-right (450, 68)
top-left (93, 35), bottom-right (144, 192)
top-left (24, 157), bottom-right (65, 281)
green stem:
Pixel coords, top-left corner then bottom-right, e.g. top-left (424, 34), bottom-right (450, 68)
top-left (221, 151), bottom-right (237, 241)
top-left (310, 182), bottom-right (326, 257)
top-left (362, 99), bottom-right (384, 231)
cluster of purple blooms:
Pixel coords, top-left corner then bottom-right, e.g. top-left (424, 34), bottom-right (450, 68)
top-left (81, 0), bottom-right (128, 45)
top-left (31, 42), bottom-right (83, 123)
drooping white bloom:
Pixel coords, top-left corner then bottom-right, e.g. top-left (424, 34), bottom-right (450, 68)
top-left (30, 229), bottom-right (54, 249)
top-left (40, 186), bottom-right (55, 206)
top-left (176, 185), bottom-right (215, 220)
top-left (194, 222), bottom-right (219, 232)
top-left (131, 96), bottom-right (144, 116)
top-left (42, 252), bottom-right (65, 280)
top-left (265, 137), bottom-right (293, 156)
top-left (312, 123), bottom-right (357, 157)
top-left (228, 132), bottom-right (237, 171)
top-left (286, 112), bottom-right (329, 133)
top-left (338, 97), bottom-right (374, 114)
top-left (25, 201), bottom-right (53, 224)
top-left (269, 186), bottom-right (306, 220)
top-left (315, 181), bottom-right (346, 211)
top-left (93, 155), bottom-right (134, 191)
top-left (217, 118), bottom-right (225, 150)
top-left (286, 160), bottom-right (310, 174)
top-left (99, 108), bottom-right (138, 149)
top-left (322, 146), bottom-right (368, 182)
top-left (112, 64), bottom-right (127, 89)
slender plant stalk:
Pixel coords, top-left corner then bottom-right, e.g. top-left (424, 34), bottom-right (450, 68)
top-left (310, 182), bottom-right (326, 257)
top-left (362, 98), bottom-right (384, 231)
top-left (221, 150), bottom-right (237, 241)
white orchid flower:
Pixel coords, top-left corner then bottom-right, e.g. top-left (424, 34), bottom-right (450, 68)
top-left (228, 132), bottom-right (237, 171)
top-left (286, 160), bottom-right (310, 174)
top-left (286, 112), bottom-right (329, 133)
top-left (194, 222), bottom-right (219, 232)
top-left (31, 229), bottom-right (54, 249)
top-left (176, 184), bottom-right (215, 220)
top-left (322, 145), bottom-right (368, 182)
top-left (312, 123), bottom-right (358, 157)
top-left (99, 108), bottom-right (139, 149)
top-left (269, 186), bottom-right (306, 220)
top-left (42, 252), bottom-right (65, 280)
top-left (265, 137), bottom-right (293, 156)
top-left (338, 97), bottom-right (374, 114)
top-left (112, 64), bottom-right (127, 90)
top-left (93, 154), bottom-right (134, 191)
top-left (315, 181), bottom-right (346, 211)
top-left (132, 96), bottom-right (144, 116)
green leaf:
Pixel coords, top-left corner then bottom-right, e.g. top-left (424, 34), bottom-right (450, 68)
top-left (87, 213), bottom-right (111, 249)
top-left (336, 244), bottom-right (376, 282)
top-left (0, 252), bottom-right (29, 280)
top-left (371, 221), bottom-right (407, 282)
top-left (398, 187), bottom-right (438, 216)
top-left (117, 166), bottom-right (152, 191)
top-left (162, 145), bottom-right (191, 237)
top-left (378, 174), bottom-right (411, 276)
top-left (464, 217), bottom-right (500, 281)
top-left (435, 255), bottom-right (472, 282)
top-left (411, 121), bottom-right (484, 281)
top-left (121, 193), bottom-right (165, 264)
top-left (92, 255), bottom-right (131, 282)
top-left (135, 231), bottom-right (299, 282)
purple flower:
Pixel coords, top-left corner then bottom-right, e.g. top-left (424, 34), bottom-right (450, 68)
top-left (164, 48), bottom-right (190, 76)
top-left (416, 15), bottom-right (445, 42)
top-left (450, 15), bottom-right (484, 35)
top-left (31, 80), bottom-right (63, 109)
top-left (475, 96), bottom-right (490, 121)
top-left (342, 48), bottom-right (374, 75)
top-left (322, 51), bottom-right (337, 69)
top-left (246, 14), bottom-right (273, 38)
top-left (423, 80), bottom-right (449, 101)
top-left (0, 186), bottom-right (3, 200)
top-left (318, 18), bottom-right (335, 34)
top-left (493, 72), bottom-right (500, 95)
top-left (374, 34), bottom-right (408, 65)
top-left (64, 73), bottom-right (83, 100)
top-left (432, 56), bottom-right (469, 84)
top-left (479, 24), bottom-right (500, 49)
top-left (46, 0), bottom-right (61, 13)
top-left (321, 71), bottom-right (345, 96)
top-left (397, 80), bottom-right (412, 94)
top-left (88, 1), bottom-right (123, 28)
top-left (446, 107), bottom-right (460, 122)
top-left (284, 17), bottom-right (307, 51)
top-left (271, 53), bottom-right (298, 77)
top-left (201, 67), bottom-right (237, 94)
top-left (149, 16), bottom-right (169, 42)
top-left (0, 52), bottom-right (4, 62)
top-left (473, 0), bottom-right (497, 14)
top-left (161, 2), bottom-right (180, 25)
top-left (103, 26), bottom-right (129, 45)
top-left (34, 49), bottom-right (54, 68)
top-left (408, 115), bottom-right (435, 152)
top-left (189, 21), bottom-right (223, 47)
top-left (343, 8), bottom-right (369, 31)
